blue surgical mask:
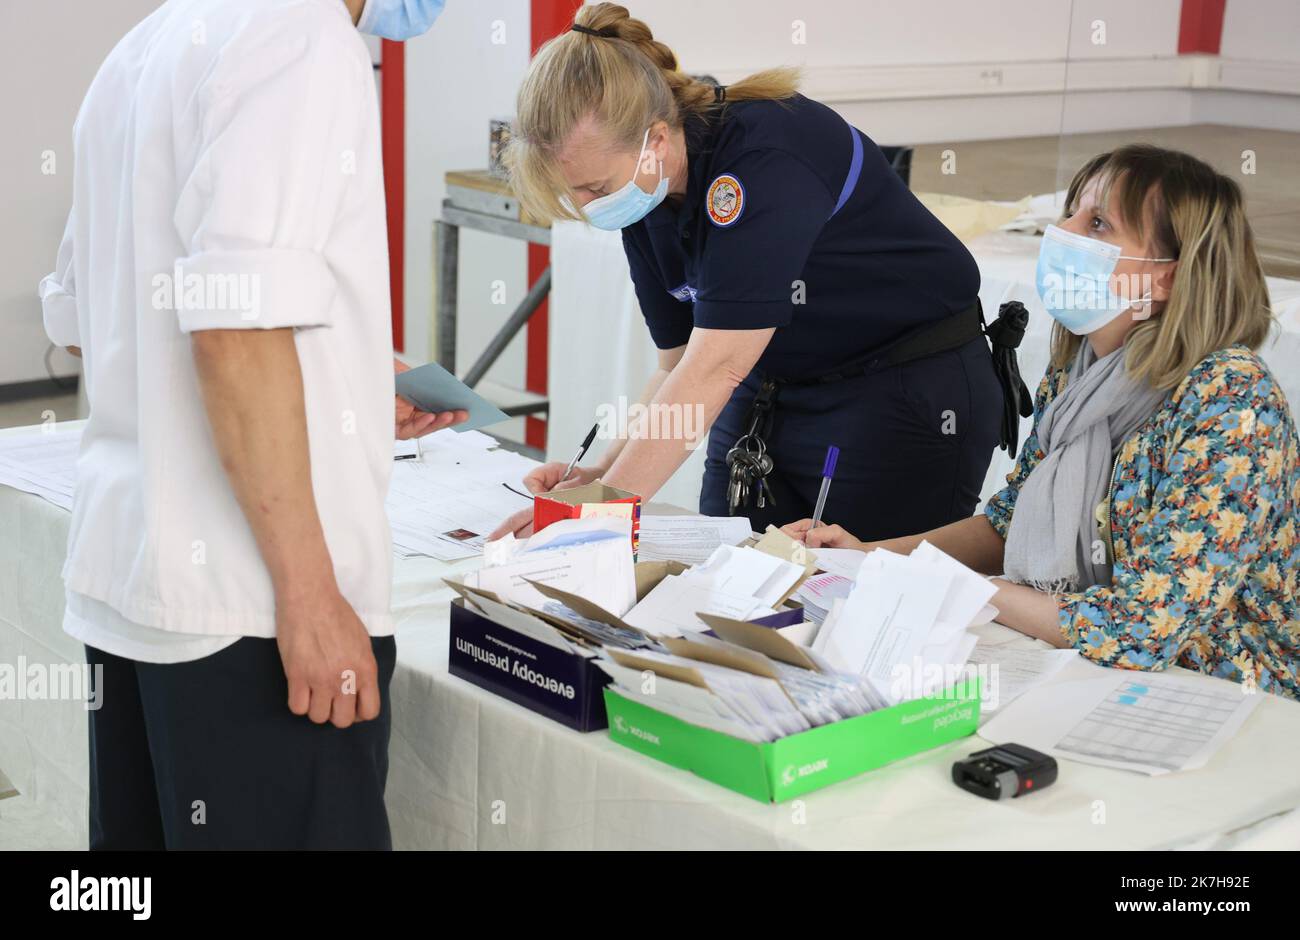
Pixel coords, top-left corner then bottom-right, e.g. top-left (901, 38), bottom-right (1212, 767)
top-left (1035, 223), bottom-right (1174, 335)
top-left (582, 130), bottom-right (670, 231)
top-left (357, 0), bottom-right (446, 41)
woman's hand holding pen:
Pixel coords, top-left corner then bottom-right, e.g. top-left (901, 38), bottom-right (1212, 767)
top-left (524, 461), bottom-right (603, 495)
top-left (485, 461), bottom-right (605, 541)
top-left (781, 518), bottom-right (868, 551)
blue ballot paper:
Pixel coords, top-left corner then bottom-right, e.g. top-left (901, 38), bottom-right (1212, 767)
top-left (395, 361), bottom-right (509, 433)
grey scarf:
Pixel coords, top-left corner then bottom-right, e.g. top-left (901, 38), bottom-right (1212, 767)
top-left (1002, 342), bottom-right (1165, 592)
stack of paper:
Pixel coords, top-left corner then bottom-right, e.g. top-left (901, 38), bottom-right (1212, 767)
top-left (0, 426), bottom-right (80, 510)
top-left (637, 514), bottom-right (753, 564)
top-left (793, 572), bottom-right (853, 625)
top-left (594, 618), bottom-right (890, 742)
top-left (465, 516), bottom-right (637, 617)
top-left (812, 541), bottom-right (998, 706)
top-left (622, 544), bottom-right (805, 637)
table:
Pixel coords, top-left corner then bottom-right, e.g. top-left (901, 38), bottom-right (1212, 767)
top-left (434, 170), bottom-right (550, 439)
top-left (4, 422), bottom-right (1300, 849)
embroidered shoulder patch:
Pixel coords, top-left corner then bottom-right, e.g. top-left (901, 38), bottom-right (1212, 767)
top-left (706, 174), bottom-right (745, 227)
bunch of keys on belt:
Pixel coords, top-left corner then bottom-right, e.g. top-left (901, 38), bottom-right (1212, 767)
top-left (726, 434), bottom-right (775, 511)
top-left (726, 378), bottom-right (779, 514)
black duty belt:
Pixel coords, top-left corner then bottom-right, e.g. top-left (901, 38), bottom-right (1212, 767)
top-left (724, 301), bottom-right (1034, 516)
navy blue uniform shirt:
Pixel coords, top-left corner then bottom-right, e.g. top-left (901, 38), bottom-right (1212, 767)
top-left (621, 94), bottom-right (980, 379)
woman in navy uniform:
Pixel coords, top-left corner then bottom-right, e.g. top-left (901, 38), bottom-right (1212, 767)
top-left (492, 4), bottom-right (1025, 541)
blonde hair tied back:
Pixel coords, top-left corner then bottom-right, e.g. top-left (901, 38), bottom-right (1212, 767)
top-left (506, 3), bottom-right (799, 223)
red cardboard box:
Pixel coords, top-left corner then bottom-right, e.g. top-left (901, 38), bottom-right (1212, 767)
top-left (533, 481), bottom-right (642, 555)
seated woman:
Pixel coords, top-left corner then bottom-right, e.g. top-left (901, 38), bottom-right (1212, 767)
top-left (784, 144), bottom-right (1299, 701)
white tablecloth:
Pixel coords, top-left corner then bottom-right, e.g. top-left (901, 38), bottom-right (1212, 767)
top-left (548, 224), bottom-right (1300, 510)
top-left (4, 425), bottom-right (1300, 849)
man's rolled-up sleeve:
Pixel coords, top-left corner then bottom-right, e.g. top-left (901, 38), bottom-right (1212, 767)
top-left (39, 209), bottom-right (80, 348)
top-left (171, 27), bottom-right (369, 334)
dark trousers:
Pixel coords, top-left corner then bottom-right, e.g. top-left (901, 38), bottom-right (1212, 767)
top-left (86, 635), bottom-right (396, 850)
top-left (701, 336), bottom-right (1003, 542)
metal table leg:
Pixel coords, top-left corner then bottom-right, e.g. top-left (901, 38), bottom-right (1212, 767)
top-left (461, 265), bottom-right (552, 389)
top-left (434, 219), bottom-right (459, 371)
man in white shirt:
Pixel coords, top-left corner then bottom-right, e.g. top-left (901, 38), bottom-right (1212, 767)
top-left (40, 0), bottom-right (458, 849)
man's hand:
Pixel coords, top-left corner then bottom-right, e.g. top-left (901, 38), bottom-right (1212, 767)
top-left (276, 587), bottom-right (381, 728)
top-left (193, 328), bottom-right (386, 723)
top-left (394, 358), bottom-right (468, 439)
top-left (781, 519), bottom-right (867, 550)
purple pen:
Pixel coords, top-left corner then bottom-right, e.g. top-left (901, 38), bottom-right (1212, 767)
top-left (810, 445), bottom-right (839, 531)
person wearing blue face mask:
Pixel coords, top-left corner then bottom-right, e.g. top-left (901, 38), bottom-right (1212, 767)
top-left (356, 0), bottom-right (447, 41)
top-left (785, 144), bottom-right (1300, 701)
top-left (492, 3), bottom-right (1020, 545)
top-left (38, 0), bottom-right (453, 850)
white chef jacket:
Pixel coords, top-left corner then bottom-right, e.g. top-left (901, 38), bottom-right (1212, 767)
top-left (39, 0), bottom-right (396, 659)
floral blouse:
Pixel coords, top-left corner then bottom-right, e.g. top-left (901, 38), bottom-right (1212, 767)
top-left (985, 345), bottom-right (1300, 700)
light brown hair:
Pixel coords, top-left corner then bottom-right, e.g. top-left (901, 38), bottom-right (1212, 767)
top-left (506, 3), bottom-right (799, 224)
top-left (1051, 144), bottom-right (1274, 390)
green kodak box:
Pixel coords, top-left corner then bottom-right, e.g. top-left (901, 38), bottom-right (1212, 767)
top-left (602, 681), bottom-right (981, 803)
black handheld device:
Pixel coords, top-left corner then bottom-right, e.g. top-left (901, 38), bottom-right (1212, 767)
top-left (952, 743), bottom-right (1057, 800)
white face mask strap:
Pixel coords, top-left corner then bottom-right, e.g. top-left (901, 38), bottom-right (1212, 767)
top-left (633, 128), bottom-right (663, 184)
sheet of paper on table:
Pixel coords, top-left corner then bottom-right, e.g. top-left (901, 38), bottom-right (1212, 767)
top-left (965, 643), bottom-right (1078, 720)
top-left (386, 430), bottom-right (537, 560)
top-left (979, 658), bottom-right (1261, 775)
top-left (637, 514), bottom-right (753, 564)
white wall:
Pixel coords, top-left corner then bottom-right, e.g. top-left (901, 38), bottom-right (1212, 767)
top-left (0, 0), bottom-right (165, 387)
top-left (623, 0), bottom-right (1295, 145)
top-left (638, 0), bottom-right (1180, 69)
top-left (401, 2), bottom-right (531, 408)
top-left (1221, 0), bottom-right (1300, 63)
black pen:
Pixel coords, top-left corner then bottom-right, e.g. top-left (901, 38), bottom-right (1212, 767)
top-left (560, 423), bottom-right (599, 483)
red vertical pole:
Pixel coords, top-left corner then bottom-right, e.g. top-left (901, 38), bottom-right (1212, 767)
top-left (526, 0), bottom-right (582, 450)
top-left (380, 39), bottom-right (406, 352)
top-left (1177, 0), bottom-right (1226, 55)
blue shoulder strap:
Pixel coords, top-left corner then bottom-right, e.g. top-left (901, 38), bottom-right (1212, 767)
top-left (828, 124), bottom-right (864, 220)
